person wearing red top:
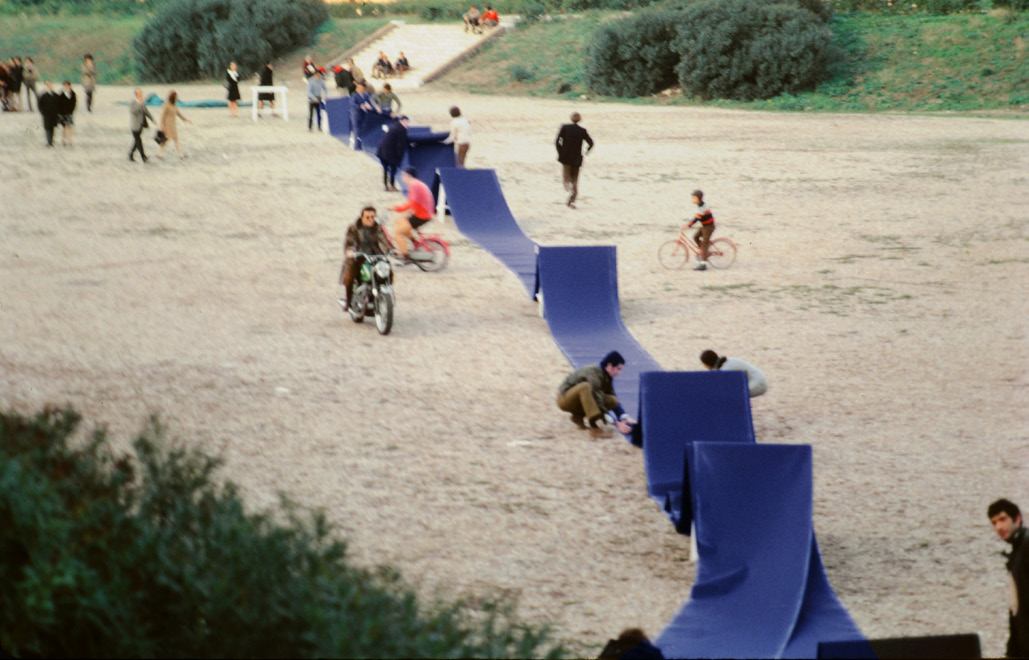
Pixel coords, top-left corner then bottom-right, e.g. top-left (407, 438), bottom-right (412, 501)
top-left (688, 189), bottom-right (715, 271)
top-left (390, 167), bottom-right (435, 259)
top-left (481, 5), bottom-right (499, 27)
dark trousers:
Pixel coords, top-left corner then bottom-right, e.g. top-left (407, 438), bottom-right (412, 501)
top-left (693, 223), bottom-right (715, 261)
top-left (25, 83), bottom-right (37, 111)
top-left (43, 122), bottom-right (55, 146)
top-left (129, 130), bottom-right (146, 160)
top-left (308, 100), bottom-right (322, 130)
top-left (562, 163), bottom-right (581, 205)
top-left (85, 89), bottom-right (93, 112)
top-left (380, 159), bottom-right (398, 188)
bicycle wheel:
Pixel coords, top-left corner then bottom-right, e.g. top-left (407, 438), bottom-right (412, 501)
top-left (706, 238), bottom-right (737, 269)
top-left (658, 240), bottom-right (689, 270)
top-left (412, 238), bottom-right (449, 272)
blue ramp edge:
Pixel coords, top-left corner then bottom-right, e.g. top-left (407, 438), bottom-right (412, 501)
top-left (656, 443), bottom-right (868, 659)
top-left (536, 246), bottom-right (662, 423)
top-left (635, 371), bottom-right (755, 532)
top-left (437, 168), bottom-right (540, 298)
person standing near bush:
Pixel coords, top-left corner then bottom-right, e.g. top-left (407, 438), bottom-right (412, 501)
top-left (81, 54), bottom-right (96, 113)
top-left (688, 189), bottom-right (715, 270)
top-left (57, 81), bottom-right (76, 146)
top-left (555, 111), bottom-right (594, 209)
top-left (128, 88), bottom-right (155, 163)
top-left (23, 57), bottom-right (37, 111)
top-left (306, 68), bottom-right (327, 132)
top-left (257, 62), bottom-right (276, 117)
top-left (156, 90), bottom-right (192, 160)
top-left (443, 105), bottom-right (471, 168)
top-left (37, 81), bottom-right (59, 147)
top-left (226, 61), bottom-right (240, 118)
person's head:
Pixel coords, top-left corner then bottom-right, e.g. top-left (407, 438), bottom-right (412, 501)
top-left (601, 351), bottom-right (625, 377)
top-left (84, 54), bottom-right (93, 63)
top-left (304, 55), bottom-right (312, 63)
top-left (383, 83), bottom-right (392, 92)
top-left (314, 68), bottom-right (323, 78)
top-left (266, 62), bottom-right (273, 70)
top-left (358, 206), bottom-right (377, 227)
top-left (988, 499), bottom-right (1022, 541)
top-left (167, 90), bottom-right (178, 104)
top-left (134, 87), bottom-right (144, 102)
top-left (13, 56), bottom-right (21, 65)
top-left (700, 349), bottom-right (720, 369)
top-left (399, 51), bottom-right (406, 57)
top-left (691, 189), bottom-right (704, 205)
top-left (62, 80), bottom-right (71, 91)
top-left (486, 4), bottom-right (492, 9)
top-left (397, 115), bottom-right (410, 127)
top-left (401, 166), bottom-right (418, 183)
top-left (347, 58), bottom-right (355, 66)
top-left (229, 61), bottom-right (237, 71)
top-left (570, 111), bottom-right (582, 124)
top-left (44, 80), bottom-right (54, 91)
top-left (449, 106), bottom-right (461, 118)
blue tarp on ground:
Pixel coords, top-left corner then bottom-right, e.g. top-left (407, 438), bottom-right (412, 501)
top-left (437, 168), bottom-right (540, 298)
top-left (536, 246), bottom-right (662, 424)
top-left (634, 371), bottom-right (755, 532)
top-left (655, 443), bottom-right (870, 659)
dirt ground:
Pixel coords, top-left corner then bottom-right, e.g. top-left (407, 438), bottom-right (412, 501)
top-left (1, 82), bottom-right (1026, 657)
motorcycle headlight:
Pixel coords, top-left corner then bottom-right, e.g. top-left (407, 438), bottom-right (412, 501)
top-left (374, 261), bottom-right (391, 279)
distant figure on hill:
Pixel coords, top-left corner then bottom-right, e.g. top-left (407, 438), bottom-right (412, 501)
top-left (226, 61), bottom-right (241, 118)
top-left (481, 5), bottom-right (500, 28)
top-left (443, 105), bottom-right (471, 168)
top-left (37, 81), bottom-right (60, 147)
top-left (556, 351), bottom-right (636, 434)
top-left (128, 87), bottom-right (156, 163)
top-left (394, 52), bottom-right (410, 76)
top-left (463, 6), bottom-right (481, 33)
top-left (699, 350), bottom-right (767, 397)
top-left (257, 62), bottom-right (276, 116)
top-left (302, 55), bottom-right (317, 80)
top-left (57, 80), bottom-right (76, 146)
top-left (555, 111), bottom-right (594, 209)
top-left (81, 54), bottom-right (96, 112)
top-left (988, 498), bottom-right (1029, 659)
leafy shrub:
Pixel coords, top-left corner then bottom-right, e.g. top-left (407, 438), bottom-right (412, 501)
top-left (584, 9), bottom-right (682, 96)
top-left (992, 0), bottom-right (1029, 10)
top-left (508, 63), bottom-right (537, 81)
top-left (133, 0), bottom-right (329, 82)
top-left (672, 0), bottom-right (833, 100)
top-left (0, 407), bottom-right (563, 658)
top-left (827, 0), bottom-right (980, 12)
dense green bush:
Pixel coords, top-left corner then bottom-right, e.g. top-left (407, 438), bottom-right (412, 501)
top-left (992, 0), bottom-right (1029, 10)
top-left (584, 9), bottom-right (681, 96)
top-left (0, 407), bottom-right (562, 658)
top-left (673, 0), bottom-right (833, 100)
top-left (827, 0), bottom-right (981, 13)
top-left (133, 0), bottom-right (329, 82)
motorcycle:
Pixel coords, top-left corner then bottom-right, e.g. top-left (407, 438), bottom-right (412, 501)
top-left (348, 252), bottom-right (394, 335)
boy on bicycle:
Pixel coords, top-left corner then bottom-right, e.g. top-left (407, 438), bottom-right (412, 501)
top-left (688, 189), bottom-right (715, 271)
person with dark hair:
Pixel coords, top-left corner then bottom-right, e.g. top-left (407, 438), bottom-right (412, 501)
top-left (555, 111), bottom-right (594, 209)
top-left (257, 62), bottom-right (276, 116)
top-left (374, 82), bottom-right (401, 115)
top-left (988, 498), bottom-right (1029, 658)
top-left (481, 5), bottom-right (500, 28)
top-left (128, 87), bottom-right (155, 163)
top-left (226, 61), bottom-right (240, 118)
top-left (81, 54), bottom-right (96, 112)
top-left (390, 167), bottom-right (435, 260)
top-left (463, 5), bottom-right (481, 33)
top-left (156, 90), bottom-right (191, 159)
top-left (37, 81), bottom-right (60, 147)
top-left (57, 80), bottom-right (76, 146)
top-left (372, 51), bottom-right (393, 79)
top-left (556, 351), bottom-right (636, 433)
top-left (306, 68), bottom-right (327, 132)
top-left (8, 57), bottom-right (23, 111)
top-left (23, 57), bottom-right (38, 111)
top-left (443, 105), bottom-right (471, 168)
top-left (699, 350), bottom-right (767, 397)
top-left (338, 206), bottom-right (392, 313)
top-left (394, 52), bottom-right (410, 76)
top-left (598, 628), bottom-right (664, 660)
top-left (376, 115), bottom-right (409, 192)
top-left (688, 189), bottom-right (715, 270)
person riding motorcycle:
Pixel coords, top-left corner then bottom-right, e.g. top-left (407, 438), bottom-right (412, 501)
top-left (339, 205), bottom-right (392, 312)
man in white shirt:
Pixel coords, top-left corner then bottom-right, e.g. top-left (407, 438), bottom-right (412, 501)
top-left (699, 349), bottom-right (768, 397)
top-left (442, 105), bottom-right (472, 168)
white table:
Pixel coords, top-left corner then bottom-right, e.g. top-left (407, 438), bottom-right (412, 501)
top-left (251, 85), bottom-right (289, 121)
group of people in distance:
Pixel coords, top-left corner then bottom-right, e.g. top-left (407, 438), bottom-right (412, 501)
top-left (372, 51), bottom-right (410, 79)
top-left (463, 5), bottom-right (500, 33)
top-left (0, 56), bottom-right (36, 112)
top-left (7, 53), bottom-right (96, 147)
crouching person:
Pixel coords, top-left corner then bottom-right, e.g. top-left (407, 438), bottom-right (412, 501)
top-left (556, 351), bottom-right (636, 434)
top-left (338, 205), bottom-right (391, 312)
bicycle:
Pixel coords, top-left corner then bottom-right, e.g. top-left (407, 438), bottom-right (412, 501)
top-left (658, 224), bottom-right (737, 270)
top-left (381, 221), bottom-right (451, 272)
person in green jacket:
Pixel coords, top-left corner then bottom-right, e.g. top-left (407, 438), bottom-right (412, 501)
top-left (556, 351), bottom-right (636, 433)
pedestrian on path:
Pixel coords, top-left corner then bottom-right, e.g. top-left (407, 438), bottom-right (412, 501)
top-left (443, 106), bottom-right (472, 168)
top-left (555, 111), bottom-right (594, 209)
top-left (128, 87), bottom-right (155, 163)
top-left (81, 54), bottom-right (97, 112)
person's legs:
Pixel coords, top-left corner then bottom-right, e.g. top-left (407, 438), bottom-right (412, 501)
top-left (44, 124), bottom-right (54, 147)
top-left (393, 213), bottom-right (414, 258)
top-left (173, 136), bottom-right (184, 158)
top-left (387, 163), bottom-right (398, 189)
top-left (566, 164), bottom-right (580, 206)
top-left (456, 143), bottom-right (469, 168)
top-left (699, 224), bottom-right (714, 262)
top-left (129, 130), bottom-right (146, 160)
top-left (25, 83), bottom-right (35, 111)
top-left (339, 257), bottom-right (358, 309)
top-left (86, 89), bottom-right (93, 112)
top-left (557, 382), bottom-right (602, 426)
top-left (308, 101), bottom-right (318, 130)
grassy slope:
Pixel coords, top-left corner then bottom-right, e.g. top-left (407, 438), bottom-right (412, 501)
top-left (0, 16), bottom-right (388, 85)
top-left (438, 10), bottom-right (1029, 113)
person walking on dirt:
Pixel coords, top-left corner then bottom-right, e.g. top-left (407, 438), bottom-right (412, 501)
top-left (443, 105), bottom-right (472, 168)
top-left (556, 351), bottom-right (636, 434)
top-left (555, 111), bottom-right (594, 209)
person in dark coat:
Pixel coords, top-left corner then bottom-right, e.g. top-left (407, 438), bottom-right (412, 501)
top-left (257, 62), bottom-right (275, 116)
top-left (555, 111), bottom-right (594, 209)
top-left (989, 499), bottom-right (1029, 658)
top-left (226, 61), bottom-right (240, 118)
top-left (376, 115), bottom-right (410, 191)
top-left (37, 81), bottom-right (60, 147)
top-left (57, 80), bottom-right (76, 146)
top-left (333, 64), bottom-right (352, 96)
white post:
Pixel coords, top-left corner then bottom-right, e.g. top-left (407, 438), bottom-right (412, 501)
top-left (251, 86), bottom-right (289, 121)
top-left (689, 522), bottom-right (698, 562)
top-left (435, 173), bottom-right (447, 222)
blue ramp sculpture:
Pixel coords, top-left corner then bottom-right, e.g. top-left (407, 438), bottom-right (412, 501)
top-left (437, 168), bottom-right (540, 298)
top-left (536, 246), bottom-right (662, 423)
top-left (655, 443), bottom-right (870, 659)
top-left (324, 97), bottom-right (350, 138)
top-left (634, 371), bottom-right (755, 532)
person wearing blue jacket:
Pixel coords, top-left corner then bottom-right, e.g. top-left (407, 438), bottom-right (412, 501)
top-left (376, 115), bottom-right (409, 191)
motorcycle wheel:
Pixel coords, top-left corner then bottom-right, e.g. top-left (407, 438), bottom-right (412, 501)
top-left (413, 239), bottom-right (449, 272)
top-left (348, 289), bottom-right (365, 323)
top-left (375, 292), bottom-right (393, 335)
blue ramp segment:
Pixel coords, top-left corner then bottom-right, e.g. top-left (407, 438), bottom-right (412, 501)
top-left (536, 246), bottom-right (662, 423)
top-left (405, 136), bottom-right (453, 203)
top-left (655, 443), bottom-right (868, 659)
top-left (634, 371), bottom-right (755, 531)
top-left (437, 168), bottom-right (539, 298)
top-left (324, 97), bottom-right (350, 137)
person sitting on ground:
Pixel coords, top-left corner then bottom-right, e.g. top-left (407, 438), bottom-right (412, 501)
top-left (390, 167), bottom-right (435, 261)
top-left (688, 189), bottom-right (715, 271)
top-left (338, 205), bottom-right (392, 313)
top-left (463, 5), bottom-right (481, 33)
top-left (556, 351), bottom-right (637, 433)
top-left (481, 5), bottom-right (500, 28)
top-left (373, 83), bottom-right (401, 115)
top-left (699, 349), bottom-right (767, 397)
top-left (394, 52), bottom-right (410, 75)
top-left (372, 51), bottom-right (393, 79)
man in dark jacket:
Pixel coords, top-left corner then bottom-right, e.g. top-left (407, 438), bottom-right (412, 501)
top-left (989, 498), bottom-right (1029, 658)
top-left (334, 64), bottom-right (353, 96)
top-left (337, 206), bottom-right (392, 312)
top-left (376, 115), bottom-right (409, 191)
top-left (556, 351), bottom-right (636, 433)
top-left (37, 81), bottom-right (60, 147)
top-left (57, 80), bottom-right (76, 146)
top-left (555, 111), bottom-right (594, 209)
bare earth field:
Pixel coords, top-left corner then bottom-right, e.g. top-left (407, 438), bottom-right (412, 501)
top-left (1, 82), bottom-right (1027, 657)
